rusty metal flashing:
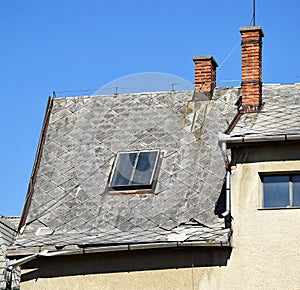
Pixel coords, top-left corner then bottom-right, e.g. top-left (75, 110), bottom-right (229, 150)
top-left (18, 97), bottom-right (54, 233)
top-left (225, 112), bottom-right (242, 134)
top-left (240, 105), bottom-right (262, 113)
top-left (238, 101), bottom-right (264, 114)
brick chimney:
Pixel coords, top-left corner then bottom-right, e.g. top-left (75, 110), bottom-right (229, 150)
top-left (192, 56), bottom-right (218, 99)
top-left (240, 26), bottom-right (264, 112)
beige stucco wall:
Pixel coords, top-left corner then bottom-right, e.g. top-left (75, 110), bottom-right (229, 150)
top-left (227, 159), bottom-right (300, 289)
top-left (19, 268), bottom-right (222, 290)
top-left (21, 160), bottom-right (300, 290)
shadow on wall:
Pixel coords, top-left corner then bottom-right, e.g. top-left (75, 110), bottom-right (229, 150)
top-left (231, 142), bottom-right (300, 165)
top-left (214, 179), bottom-right (226, 218)
top-left (214, 179), bottom-right (232, 229)
top-left (21, 247), bottom-right (232, 281)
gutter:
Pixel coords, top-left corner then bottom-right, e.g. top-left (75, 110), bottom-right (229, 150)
top-left (7, 239), bottom-right (230, 269)
top-left (220, 133), bottom-right (300, 144)
top-left (218, 136), bottom-right (231, 218)
top-left (7, 252), bottom-right (44, 269)
top-left (220, 170), bottom-right (231, 218)
top-left (5, 251), bottom-right (47, 289)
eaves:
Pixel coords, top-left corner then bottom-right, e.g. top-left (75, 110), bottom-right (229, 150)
top-left (220, 133), bottom-right (300, 146)
top-left (6, 238), bottom-right (231, 264)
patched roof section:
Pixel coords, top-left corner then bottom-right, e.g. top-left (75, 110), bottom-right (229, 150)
top-left (230, 84), bottom-right (300, 138)
top-left (12, 88), bottom-right (238, 251)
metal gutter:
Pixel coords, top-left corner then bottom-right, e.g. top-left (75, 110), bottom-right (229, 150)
top-left (218, 136), bottom-right (231, 218)
top-left (7, 239), bottom-right (231, 269)
top-left (225, 112), bottom-right (242, 134)
top-left (84, 245), bottom-right (129, 254)
top-left (220, 170), bottom-right (231, 218)
top-left (219, 133), bottom-right (300, 144)
top-left (7, 253), bottom-right (40, 268)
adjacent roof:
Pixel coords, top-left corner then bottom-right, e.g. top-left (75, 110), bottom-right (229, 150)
top-left (9, 88), bottom-right (239, 255)
top-left (0, 216), bottom-right (19, 289)
top-left (228, 84), bottom-right (300, 141)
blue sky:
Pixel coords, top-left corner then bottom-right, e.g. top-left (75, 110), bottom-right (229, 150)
top-left (1, 0), bottom-right (300, 216)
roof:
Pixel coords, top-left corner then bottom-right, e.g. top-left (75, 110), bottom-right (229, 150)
top-left (2, 216), bottom-right (20, 230)
top-left (228, 84), bottom-right (300, 141)
top-left (0, 216), bottom-right (19, 289)
top-left (9, 88), bottom-right (239, 255)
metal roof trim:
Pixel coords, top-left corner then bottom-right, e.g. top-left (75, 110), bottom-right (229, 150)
top-left (222, 134), bottom-right (300, 144)
top-left (7, 240), bottom-right (231, 262)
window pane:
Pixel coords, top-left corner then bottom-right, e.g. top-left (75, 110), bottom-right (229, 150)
top-left (110, 152), bottom-right (137, 187)
top-left (263, 176), bottom-right (289, 208)
top-left (292, 175), bottom-right (300, 206)
top-left (132, 151), bottom-right (158, 185)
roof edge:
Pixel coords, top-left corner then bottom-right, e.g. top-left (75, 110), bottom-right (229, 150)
top-left (7, 239), bottom-right (231, 259)
top-left (220, 133), bottom-right (300, 144)
top-left (18, 97), bottom-right (54, 233)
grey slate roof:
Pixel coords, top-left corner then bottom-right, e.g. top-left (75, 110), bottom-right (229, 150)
top-left (0, 217), bottom-right (19, 289)
top-left (229, 84), bottom-right (300, 139)
top-left (10, 88), bottom-right (239, 254)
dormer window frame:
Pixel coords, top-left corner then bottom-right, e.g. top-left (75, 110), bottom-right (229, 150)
top-left (107, 149), bottom-right (162, 194)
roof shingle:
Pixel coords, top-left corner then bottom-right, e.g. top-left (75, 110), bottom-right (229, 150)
top-left (12, 88), bottom-right (239, 252)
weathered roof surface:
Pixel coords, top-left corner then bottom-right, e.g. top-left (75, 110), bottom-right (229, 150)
top-left (3, 216), bottom-right (20, 230)
top-left (10, 88), bottom-right (239, 254)
top-left (229, 84), bottom-right (300, 138)
top-left (0, 217), bottom-right (19, 289)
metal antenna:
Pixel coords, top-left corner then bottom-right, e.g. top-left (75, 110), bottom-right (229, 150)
top-left (114, 86), bottom-right (118, 95)
top-left (253, 0), bottom-right (256, 26)
top-left (171, 83), bottom-right (179, 92)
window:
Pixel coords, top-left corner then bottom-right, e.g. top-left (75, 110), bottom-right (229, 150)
top-left (108, 150), bottom-right (161, 193)
top-left (262, 174), bottom-right (300, 208)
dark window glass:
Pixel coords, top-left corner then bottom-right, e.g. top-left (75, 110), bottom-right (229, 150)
top-left (111, 152), bottom-right (137, 187)
top-left (263, 175), bottom-right (289, 208)
top-left (132, 151), bottom-right (158, 185)
top-left (109, 150), bottom-right (159, 191)
top-left (292, 175), bottom-right (300, 206)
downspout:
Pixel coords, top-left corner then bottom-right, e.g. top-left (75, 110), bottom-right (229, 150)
top-left (5, 252), bottom-right (44, 289)
top-left (219, 135), bottom-right (231, 221)
top-left (222, 170), bottom-right (231, 218)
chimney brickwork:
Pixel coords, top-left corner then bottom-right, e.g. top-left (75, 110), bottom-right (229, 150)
top-left (240, 26), bottom-right (264, 112)
top-left (192, 56), bottom-right (218, 99)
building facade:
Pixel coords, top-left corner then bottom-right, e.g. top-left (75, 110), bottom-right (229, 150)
top-left (6, 26), bottom-right (300, 290)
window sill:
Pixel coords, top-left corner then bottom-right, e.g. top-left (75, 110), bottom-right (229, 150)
top-left (106, 188), bottom-right (154, 195)
top-left (257, 206), bottom-right (300, 210)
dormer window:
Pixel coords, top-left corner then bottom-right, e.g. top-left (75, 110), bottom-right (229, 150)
top-left (108, 150), bottom-right (161, 193)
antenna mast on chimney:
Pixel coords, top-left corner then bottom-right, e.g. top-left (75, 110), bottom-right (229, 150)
top-left (253, 0), bottom-right (256, 26)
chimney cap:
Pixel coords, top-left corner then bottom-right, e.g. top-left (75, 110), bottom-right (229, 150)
top-left (192, 56), bottom-right (218, 68)
top-left (240, 26), bottom-right (264, 37)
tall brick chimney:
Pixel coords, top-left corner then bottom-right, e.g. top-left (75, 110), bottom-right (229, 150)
top-left (192, 56), bottom-right (218, 99)
top-left (240, 26), bottom-right (264, 112)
